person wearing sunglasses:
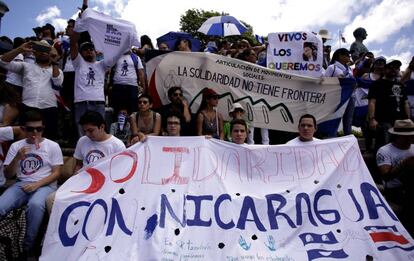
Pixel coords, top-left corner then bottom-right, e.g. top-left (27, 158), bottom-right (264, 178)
top-left (159, 86), bottom-right (192, 135)
top-left (196, 88), bottom-right (224, 140)
top-left (130, 94), bottom-right (161, 144)
top-left (0, 111), bottom-right (63, 255)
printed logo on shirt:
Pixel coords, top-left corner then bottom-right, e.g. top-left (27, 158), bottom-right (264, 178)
top-left (86, 67), bottom-right (96, 85)
top-left (121, 60), bottom-right (128, 76)
top-left (20, 153), bottom-right (43, 175)
top-left (86, 149), bottom-right (106, 164)
top-left (104, 24), bottom-right (121, 47)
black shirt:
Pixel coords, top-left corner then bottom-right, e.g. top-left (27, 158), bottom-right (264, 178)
top-left (368, 79), bottom-right (408, 123)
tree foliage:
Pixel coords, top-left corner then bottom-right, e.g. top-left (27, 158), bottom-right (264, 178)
top-left (179, 8), bottom-right (258, 46)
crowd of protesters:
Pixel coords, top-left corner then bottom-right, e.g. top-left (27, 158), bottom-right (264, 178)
top-left (0, 6), bottom-right (413, 259)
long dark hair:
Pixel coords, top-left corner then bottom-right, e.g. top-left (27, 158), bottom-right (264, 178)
top-left (140, 35), bottom-right (154, 49)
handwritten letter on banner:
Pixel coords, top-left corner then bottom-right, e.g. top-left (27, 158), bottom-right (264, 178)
top-left (41, 136), bottom-right (413, 260)
top-left (146, 52), bottom-right (353, 133)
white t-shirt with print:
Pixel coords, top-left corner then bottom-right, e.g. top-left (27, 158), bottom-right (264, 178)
top-left (113, 54), bottom-right (143, 86)
top-left (74, 135), bottom-right (126, 166)
top-left (377, 143), bottom-right (414, 189)
top-left (4, 138), bottom-right (63, 188)
top-left (72, 55), bottom-right (110, 102)
top-left (0, 126), bottom-right (14, 186)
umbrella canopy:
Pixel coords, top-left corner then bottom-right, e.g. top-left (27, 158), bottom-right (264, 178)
top-left (156, 31), bottom-right (201, 52)
top-left (197, 15), bottom-right (248, 37)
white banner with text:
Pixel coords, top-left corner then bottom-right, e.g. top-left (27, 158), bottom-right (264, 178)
top-left (41, 136), bottom-right (413, 260)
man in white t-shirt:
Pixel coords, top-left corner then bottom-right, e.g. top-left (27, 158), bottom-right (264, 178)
top-left (46, 111), bottom-right (125, 213)
top-left (287, 114), bottom-right (320, 145)
top-left (110, 51), bottom-right (145, 114)
top-left (376, 119), bottom-right (414, 235)
top-left (70, 33), bottom-right (108, 136)
top-left (0, 111), bottom-right (63, 253)
top-left (74, 111), bottom-right (126, 171)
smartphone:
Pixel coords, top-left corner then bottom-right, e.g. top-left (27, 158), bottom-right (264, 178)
top-left (32, 43), bottom-right (51, 53)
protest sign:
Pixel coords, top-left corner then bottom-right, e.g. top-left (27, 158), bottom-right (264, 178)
top-left (267, 32), bottom-right (323, 77)
top-left (146, 51), bottom-right (354, 133)
top-left (74, 8), bottom-right (140, 66)
top-left (41, 136), bottom-right (413, 260)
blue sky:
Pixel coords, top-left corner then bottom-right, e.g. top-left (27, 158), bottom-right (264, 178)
top-left (1, 0), bottom-right (413, 68)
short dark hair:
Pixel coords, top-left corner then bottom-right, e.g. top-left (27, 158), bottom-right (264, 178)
top-left (353, 27), bottom-right (366, 38)
top-left (299, 114), bottom-right (317, 127)
top-left (79, 111), bottom-right (105, 127)
top-left (21, 110), bottom-right (43, 125)
top-left (167, 86), bottom-right (182, 98)
top-left (138, 93), bottom-right (153, 104)
top-left (13, 37), bottom-right (25, 49)
top-left (166, 111), bottom-right (182, 122)
top-left (230, 119), bottom-right (248, 132)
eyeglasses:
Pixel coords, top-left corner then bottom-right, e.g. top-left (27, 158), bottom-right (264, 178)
top-left (173, 92), bottom-right (183, 97)
top-left (138, 100), bottom-right (149, 104)
top-left (24, 126), bottom-right (44, 132)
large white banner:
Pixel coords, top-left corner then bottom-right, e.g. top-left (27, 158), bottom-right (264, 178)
top-left (146, 52), bottom-right (353, 133)
top-left (41, 136), bottom-right (413, 260)
top-left (267, 32), bottom-right (323, 77)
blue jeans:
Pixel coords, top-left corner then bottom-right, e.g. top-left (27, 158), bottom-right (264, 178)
top-left (0, 181), bottom-right (55, 250)
top-left (74, 101), bottom-right (105, 137)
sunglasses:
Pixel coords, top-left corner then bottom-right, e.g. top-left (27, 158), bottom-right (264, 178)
top-left (233, 108), bottom-right (244, 113)
top-left (138, 100), bottom-right (149, 104)
top-left (24, 126), bottom-right (44, 132)
top-left (208, 95), bottom-right (219, 100)
top-left (167, 121), bottom-right (180, 125)
top-left (173, 92), bottom-right (183, 97)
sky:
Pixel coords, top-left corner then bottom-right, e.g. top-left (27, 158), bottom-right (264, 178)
top-left (1, 0), bottom-right (413, 68)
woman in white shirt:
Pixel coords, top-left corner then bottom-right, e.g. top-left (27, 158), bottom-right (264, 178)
top-left (324, 48), bottom-right (355, 136)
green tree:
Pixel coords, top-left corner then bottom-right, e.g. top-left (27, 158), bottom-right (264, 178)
top-left (179, 8), bottom-right (258, 46)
